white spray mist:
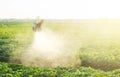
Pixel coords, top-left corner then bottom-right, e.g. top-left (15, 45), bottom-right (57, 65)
top-left (21, 28), bottom-right (81, 67)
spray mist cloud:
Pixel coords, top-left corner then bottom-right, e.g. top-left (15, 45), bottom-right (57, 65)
top-left (21, 28), bottom-right (81, 67)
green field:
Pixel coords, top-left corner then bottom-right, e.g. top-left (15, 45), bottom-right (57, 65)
top-left (0, 19), bottom-right (120, 77)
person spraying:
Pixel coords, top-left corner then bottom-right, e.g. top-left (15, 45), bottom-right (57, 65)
top-left (33, 17), bottom-right (44, 32)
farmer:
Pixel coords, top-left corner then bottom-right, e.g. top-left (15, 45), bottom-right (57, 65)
top-left (33, 17), bottom-right (44, 32)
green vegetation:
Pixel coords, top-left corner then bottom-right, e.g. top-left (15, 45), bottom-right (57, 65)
top-left (0, 19), bottom-right (120, 76)
top-left (0, 22), bottom-right (33, 63)
top-left (44, 20), bottom-right (120, 71)
top-left (0, 62), bottom-right (120, 77)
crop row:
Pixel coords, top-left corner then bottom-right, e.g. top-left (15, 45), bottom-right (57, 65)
top-left (0, 62), bottom-right (120, 77)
